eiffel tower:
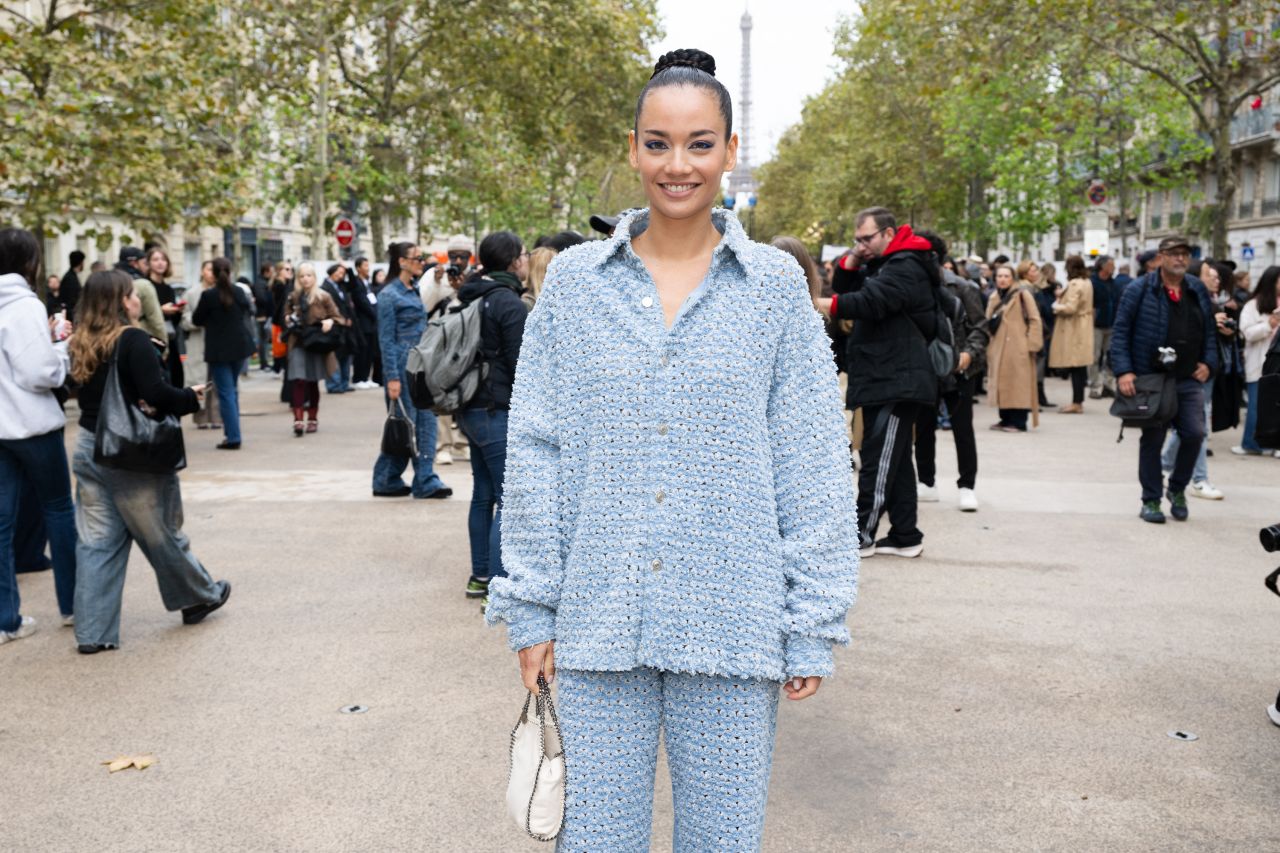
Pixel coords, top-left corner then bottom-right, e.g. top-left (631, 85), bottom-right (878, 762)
top-left (727, 8), bottom-right (756, 197)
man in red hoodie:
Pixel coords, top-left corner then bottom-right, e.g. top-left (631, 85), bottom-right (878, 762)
top-left (831, 207), bottom-right (941, 559)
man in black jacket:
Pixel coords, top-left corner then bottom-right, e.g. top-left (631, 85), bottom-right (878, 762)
top-left (831, 207), bottom-right (939, 558)
top-left (913, 232), bottom-right (988, 513)
top-left (344, 257), bottom-right (380, 388)
top-left (322, 263), bottom-right (356, 393)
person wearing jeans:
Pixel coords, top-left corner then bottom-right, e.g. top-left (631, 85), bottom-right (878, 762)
top-left (193, 258), bottom-right (255, 450)
top-left (0, 229), bottom-right (78, 644)
top-left (457, 408), bottom-right (508, 585)
top-left (69, 269), bottom-right (230, 652)
top-left (373, 243), bottom-right (450, 499)
top-left (454, 231), bottom-right (528, 601)
top-left (1110, 235), bottom-right (1218, 524)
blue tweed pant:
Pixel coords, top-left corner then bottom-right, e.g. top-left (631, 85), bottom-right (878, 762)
top-left (555, 667), bottom-right (780, 852)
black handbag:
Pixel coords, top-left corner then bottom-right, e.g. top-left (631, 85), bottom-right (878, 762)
top-left (93, 351), bottom-right (187, 474)
top-left (380, 398), bottom-right (416, 458)
top-left (298, 322), bottom-right (343, 354)
top-left (1109, 372), bottom-right (1177, 442)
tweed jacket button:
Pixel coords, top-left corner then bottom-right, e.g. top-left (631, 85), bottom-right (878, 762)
top-left (651, 559), bottom-right (662, 571)
top-left (641, 296), bottom-right (653, 308)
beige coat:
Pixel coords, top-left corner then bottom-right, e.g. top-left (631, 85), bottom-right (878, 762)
top-left (986, 286), bottom-right (1043, 423)
top-left (1048, 277), bottom-right (1094, 368)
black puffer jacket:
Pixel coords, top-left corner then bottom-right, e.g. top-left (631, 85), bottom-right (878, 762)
top-left (457, 270), bottom-right (527, 410)
top-left (832, 225), bottom-right (940, 408)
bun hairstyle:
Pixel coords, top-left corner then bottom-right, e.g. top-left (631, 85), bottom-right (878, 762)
top-left (634, 48), bottom-right (732, 137)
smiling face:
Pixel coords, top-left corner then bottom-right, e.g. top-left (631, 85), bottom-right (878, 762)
top-left (629, 85), bottom-right (737, 223)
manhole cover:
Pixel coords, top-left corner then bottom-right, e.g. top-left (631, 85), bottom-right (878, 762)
top-left (1167, 730), bottom-right (1198, 741)
top-left (340, 705), bottom-right (369, 715)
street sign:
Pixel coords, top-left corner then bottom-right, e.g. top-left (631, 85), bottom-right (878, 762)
top-left (1087, 181), bottom-right (1107, 206)
top-left (1242, 245), bottom-right (1256, 261)
top-left (334, 217), bottom-right (356, 248)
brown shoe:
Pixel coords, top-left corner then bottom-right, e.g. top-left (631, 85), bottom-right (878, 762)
top-left (1059, 403), bottom-right (1084, 414)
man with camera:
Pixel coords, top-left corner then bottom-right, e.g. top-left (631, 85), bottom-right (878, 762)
top-left (422, 235), bottom-right (474, 314)
top-left (1110, 235), bottom-right (1218, 524)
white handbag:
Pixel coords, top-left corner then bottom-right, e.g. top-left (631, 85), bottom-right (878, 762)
top-left (506, 676), bottom-right (566, 841)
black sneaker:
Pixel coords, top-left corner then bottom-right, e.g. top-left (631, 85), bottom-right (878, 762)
top-left (1140, 501), bottom-right (1166, 524)
top-left (1166, 489), bottom-right (1189, 522)
top-left (465, 577), bottom-right (490, 599)
top-left (77, 643), bottom-right (118, 654)
top-left (873, 537), bottom-right (923, 558)
top-left (414, 487), bottom-right (454, 499)
top-left (182, 580), bottom-right (231, 625)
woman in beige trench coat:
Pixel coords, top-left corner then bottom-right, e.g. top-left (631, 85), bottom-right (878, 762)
top-left (986, 264), bottom-right (1043, 432)
top-left (1048, 255), bottom-right (1095, 414)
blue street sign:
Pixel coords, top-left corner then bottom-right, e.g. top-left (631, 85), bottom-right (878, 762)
top-left (1242, 246), bottom-right (1256, 261)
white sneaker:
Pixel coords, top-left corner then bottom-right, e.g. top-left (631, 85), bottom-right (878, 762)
top-left (1189, 480), bottom-right (1224, 500)
top-left (0, 615), bottom-right (37, 645)
top-left (1269, 702), bottom-right (1280, 727)
top-left (456, 447), bottom-right (470, 462)
top-left (875, 542), bottom-right (924, 558)
top-left (61, 614), bottom-right (75, 627)
top-left (435, 450), bottom-right (453, 465)
top-left (917, 483), bottom-right (940, 502)
top-left (957, 488), bottom-right (978, 512)
top-left (1231, 446), bottom-right (1262, 456)
top-left (858, 544), bottom-right (876, 558)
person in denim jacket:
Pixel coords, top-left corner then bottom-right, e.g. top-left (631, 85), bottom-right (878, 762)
top-left (371, 242), bottom-right (450, 499)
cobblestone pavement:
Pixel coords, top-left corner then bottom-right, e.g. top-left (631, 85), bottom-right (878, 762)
top-left (5, 374), bottom-right (1280, 852)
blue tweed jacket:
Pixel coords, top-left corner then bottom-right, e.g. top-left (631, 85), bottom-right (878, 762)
top-left (485, 208), bottom-right (860, 681)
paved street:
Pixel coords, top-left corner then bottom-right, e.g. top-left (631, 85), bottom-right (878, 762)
top-left (5, 373), bottom-right (1280, 852)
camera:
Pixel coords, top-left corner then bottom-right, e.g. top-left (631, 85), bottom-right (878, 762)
top-left (1222, 318), bottom-right (1238, 331)
top-left (1157, 346), bottom-right (1177, 369)
top-left (1263, 523), bottom-right (1280, 553)
top-left (446, 264), bottom-right (464, 278)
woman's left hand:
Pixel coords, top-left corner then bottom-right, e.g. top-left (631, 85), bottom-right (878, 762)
top-left (784, 676), bottom-right (821, 701)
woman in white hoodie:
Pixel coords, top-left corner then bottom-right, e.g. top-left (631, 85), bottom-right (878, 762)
top-left (0, 228), bottom-right (78, 645)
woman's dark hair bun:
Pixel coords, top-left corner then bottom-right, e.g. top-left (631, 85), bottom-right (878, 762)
top-left (652, 48), bottom-right (716, 79)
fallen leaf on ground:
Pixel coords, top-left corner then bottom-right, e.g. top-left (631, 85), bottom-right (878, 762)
top-left (102, 754), bottom-right (157, 773)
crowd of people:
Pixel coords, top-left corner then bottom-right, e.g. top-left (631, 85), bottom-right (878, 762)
top-left (3, 43), bottom-right (1280, 851)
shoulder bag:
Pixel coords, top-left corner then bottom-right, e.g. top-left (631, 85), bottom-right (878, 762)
top-left (506, 675), bottom-right (565, 842)
top-left (93, 345), bottom-right (187, 474)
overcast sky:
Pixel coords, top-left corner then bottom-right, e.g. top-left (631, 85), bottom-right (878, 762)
top-left (652, 0), bottom-right (852, 166)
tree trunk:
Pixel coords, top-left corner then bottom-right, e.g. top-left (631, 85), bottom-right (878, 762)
top-left (969, 174), bottom-right (990, 257)
top-left (1210, 99), bottom-right (1233, 259)
top-left (370, 198), bottom-right (387, 259)
top-left (310, 14), bottom-right (330, 260)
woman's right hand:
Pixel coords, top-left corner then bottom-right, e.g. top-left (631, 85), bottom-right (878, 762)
top-left (386, 379), bottom-right (401, 400)
top-left (320, 318), bottom-right (334, 332)
top-left (518, 640), bottom-right (556, 693)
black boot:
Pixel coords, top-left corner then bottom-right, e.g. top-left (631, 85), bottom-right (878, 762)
top-left (1038, 381), bottom-right (1055, 409)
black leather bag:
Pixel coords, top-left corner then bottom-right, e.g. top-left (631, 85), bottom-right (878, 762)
top-left (380, 398), bottom-right (416, 458)
top-left (298, 323), bottom-right (343, 354)
top-left (93, 352), bottom-right (187, 474)
top-left (1108, 372), bottom-right (1177, 442)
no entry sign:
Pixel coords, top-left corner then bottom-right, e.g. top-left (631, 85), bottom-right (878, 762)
top-left (334, 217), bottom-right (356, 248)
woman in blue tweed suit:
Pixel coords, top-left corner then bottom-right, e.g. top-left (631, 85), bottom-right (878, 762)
top-left (487, 48), bottom-right (860, 852)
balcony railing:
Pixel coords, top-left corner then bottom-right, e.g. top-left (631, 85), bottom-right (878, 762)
top-left (1263, 199), bottom-right (1280, 217)
top-left (1150, 214), bottom-right (1162, 229)
top-left (1240, 202), bottom-right (1256, 218)
top-left (1169, 211), bottom-right (1184, 227)
top-left (1231, 105), bottom-right (1278, 145)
